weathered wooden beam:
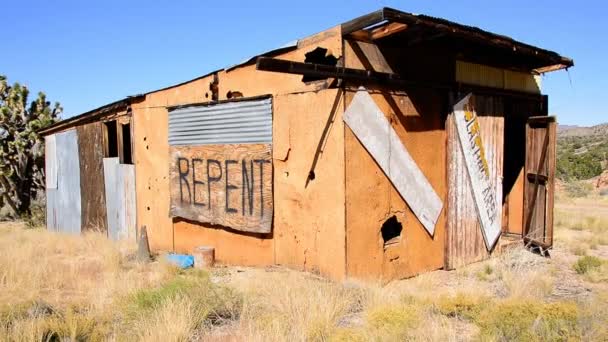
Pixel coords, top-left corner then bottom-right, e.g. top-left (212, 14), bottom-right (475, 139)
top-left (370, 22), bottom-right (408, 40)
top-left (256, 56), bottom-right (416, 87)
top-left (341, 8), bottom-right (385, 35)
top-left (257, 57), bottom-right (548, 101)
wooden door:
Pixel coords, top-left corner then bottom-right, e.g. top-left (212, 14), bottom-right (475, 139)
top-left (523, 116), bottom-right (556, 249)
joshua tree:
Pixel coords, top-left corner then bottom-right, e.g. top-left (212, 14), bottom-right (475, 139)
top-left (0, 75), bottom-right (61, 217)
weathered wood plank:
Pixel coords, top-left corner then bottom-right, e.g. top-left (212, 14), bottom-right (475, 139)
top-left (169, 144), bottom-right (273, 234)
top-left (103, 158), bottom-right (137, 240)
top-left (77, 123), bottom-right (108, 232)
top-left (452, 94), bottom-right (502, 250)
top-left (523, 117), bottom-right (556, 248)
top-left (343, 88), bottom-right (443, 235)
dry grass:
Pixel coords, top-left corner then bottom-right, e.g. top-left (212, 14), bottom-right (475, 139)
top-left (0, 188), bottom-right (607, 341)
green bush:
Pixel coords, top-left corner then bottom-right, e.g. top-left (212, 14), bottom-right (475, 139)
top-left (477, 301), bottom-right (580, 341)
top-left (573, 256), bottom-right (604, 275)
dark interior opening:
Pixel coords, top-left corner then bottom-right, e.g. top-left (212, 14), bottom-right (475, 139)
top-left (104, 120), bottom-right (118, 158)
top-left (381, 215), bottom-right (402, 246)
top-left (122, 123), bottom-right (132, 164)
top-left (302, 47), bottom-right (338, 82)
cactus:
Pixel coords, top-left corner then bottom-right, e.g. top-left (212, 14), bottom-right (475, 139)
top-left (0, 75), bottom-right (61, 217)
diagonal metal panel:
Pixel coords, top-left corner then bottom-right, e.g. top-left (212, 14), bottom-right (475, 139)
top-left (168, 98), bottom-right (272, 146)
top-left (343, 88), bottom-right (443, 235)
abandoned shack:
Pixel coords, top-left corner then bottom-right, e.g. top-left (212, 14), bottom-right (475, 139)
top-left (40, 8), bottom-right (573, 282)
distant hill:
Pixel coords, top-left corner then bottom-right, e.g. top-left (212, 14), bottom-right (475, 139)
top-left (557, 123), bottom-right (608, 137)
top-left (556, 123), bottom-right (608, 181)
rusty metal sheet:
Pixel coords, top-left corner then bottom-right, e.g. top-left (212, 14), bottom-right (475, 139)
top-left (169, 144), bottom-right (273, 233)
top-left (46, 130), bottom-right (81, 234)
top-left (343, 88), bottom-right (443, 235)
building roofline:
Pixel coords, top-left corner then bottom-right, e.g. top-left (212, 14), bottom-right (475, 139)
top-left (41, 7), bottom-right (573, 136)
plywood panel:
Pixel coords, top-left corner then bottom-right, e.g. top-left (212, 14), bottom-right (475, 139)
top-left (218, 26), bottom-right (342, 100)
top-left (77, 122), bottom-right (107, 232)
top-left (273, 89), bottom-right (346, 279)
top-left (169, 144), bottom-right (273, 233)
top-left (446, 95), bottom-right (504, 269)
top-left (132, 75), bottom-right (217, 251)
top-left (172, 219), bottom-right (274, 266)
top-left (46, 129), bottom-right (81, 234)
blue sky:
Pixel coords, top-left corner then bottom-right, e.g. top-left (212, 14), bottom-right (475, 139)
top-left (2, 0), bottom-right (605, 126)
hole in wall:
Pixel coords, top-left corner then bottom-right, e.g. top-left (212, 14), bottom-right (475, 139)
top-left (308, 171), bottom-right (315, 181)
top-left (205, 92), bottom-right (209, 99)
top-left (381, 215), bottom-right (402, 247)
top-left (302, 47), bottom-right (338, 82)
top-left (226, 90), bottom-right (243, 99)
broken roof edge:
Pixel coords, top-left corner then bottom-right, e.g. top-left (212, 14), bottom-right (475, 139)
top-left (38, 95), bottom-right (142, 136)
top-left (342, 7), bottom-right (573, 71)
top-left (42, 7), bottom-right (573, 137)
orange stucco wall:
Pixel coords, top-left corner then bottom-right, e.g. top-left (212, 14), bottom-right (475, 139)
top-left (342, 39), bottom-right (447, 282)
top-left (131, 26), bottom-right (346, 274)
top-left (343, 89), bottom-right (447, 282)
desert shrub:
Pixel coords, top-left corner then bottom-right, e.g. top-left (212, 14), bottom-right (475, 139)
top-left (435, 293), bottom-right (486, 320)
top-left (565, 181), bottom-right (593, 198)
top-left (126, 270), bottom-right (242, 324)
top-left (573, 256), bottom-right (603, 275)
top-left (476, 264), bottom-right (494, 281)
top-left (477, 300), bottom-right (580, 341)
top-left (366, 304), bottom-right (419, 337)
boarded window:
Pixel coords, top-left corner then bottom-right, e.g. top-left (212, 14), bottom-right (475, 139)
top-left (168, 97), bottom-right (273, 234)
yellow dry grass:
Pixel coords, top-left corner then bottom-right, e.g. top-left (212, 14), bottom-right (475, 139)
top-left (0, 188), bottom-right (606, 341)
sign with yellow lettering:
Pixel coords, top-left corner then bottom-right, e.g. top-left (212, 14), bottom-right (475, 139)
top-left (453, 94), bottom-right (501, 249)
top-left (169, 144), bottom-right (273, 233)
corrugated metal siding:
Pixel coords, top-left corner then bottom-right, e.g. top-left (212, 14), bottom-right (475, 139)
top-left (46, 130), bottom-right (81, 234)
top-left (446, 95), bottom-right (504, 269)
top-left (456, 61), bottom-right (541, 94)
top-left (169, 98), bottom-right (272, 146)
top-left (104, 158), bottom-right (137, 241)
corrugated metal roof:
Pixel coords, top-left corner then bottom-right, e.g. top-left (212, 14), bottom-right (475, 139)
top-left (168, 97), bottom-right (272, 146)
